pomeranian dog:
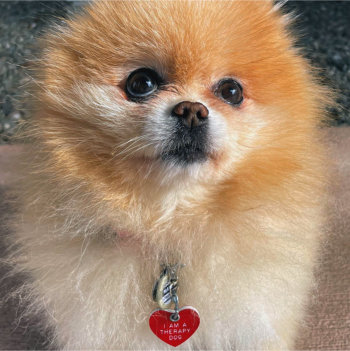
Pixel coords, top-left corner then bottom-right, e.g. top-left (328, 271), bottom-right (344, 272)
top-left (9, 0), bottom-right (329, 349)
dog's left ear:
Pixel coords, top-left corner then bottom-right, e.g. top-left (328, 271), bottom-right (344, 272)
top-left (258, 0), bottom-right (286, 13)
top-left (271, 0), bottom-right (289, 11)
top-left (272, 0), bottom-right (287, 5)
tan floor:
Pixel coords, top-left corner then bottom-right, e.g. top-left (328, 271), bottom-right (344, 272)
top-left (295, 127), bottom-right (350, 350)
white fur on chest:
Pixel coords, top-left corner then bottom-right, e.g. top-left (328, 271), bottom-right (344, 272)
top-left (18, 220), bottom-right (309, 350)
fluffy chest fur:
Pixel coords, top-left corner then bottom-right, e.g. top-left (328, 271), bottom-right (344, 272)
top-left (12, 160), bottom-right (323, 349)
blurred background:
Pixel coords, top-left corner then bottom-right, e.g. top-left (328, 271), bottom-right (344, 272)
top-left (0, 1), bottom-right (349, 144)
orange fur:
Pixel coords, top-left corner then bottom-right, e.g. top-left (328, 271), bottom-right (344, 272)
top-left (9, 1), bottom-right (330, 349)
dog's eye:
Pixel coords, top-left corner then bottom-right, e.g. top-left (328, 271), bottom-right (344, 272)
top-left (126, 68), bottom-right (160, 101)
top-left (214, 79), bottom-right (243, 106)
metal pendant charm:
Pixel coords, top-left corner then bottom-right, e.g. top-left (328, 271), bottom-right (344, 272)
top-left (152, 266), bottom-right (178, 309)
top-left (150, 264), bottom-right (200, 347)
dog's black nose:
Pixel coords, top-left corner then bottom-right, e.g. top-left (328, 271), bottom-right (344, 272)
top-left (171, 101), bottom-right (209, 128)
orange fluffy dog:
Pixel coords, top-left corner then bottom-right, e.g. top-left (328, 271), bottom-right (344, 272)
top-left (10, 1), bottom-right (329, 349)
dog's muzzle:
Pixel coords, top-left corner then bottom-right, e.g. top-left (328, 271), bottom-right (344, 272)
top-left (161, 101), bottom-right (210, 165)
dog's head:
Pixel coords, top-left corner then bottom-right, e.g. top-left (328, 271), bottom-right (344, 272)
top-left (33, 1), bottom-right (326, 195)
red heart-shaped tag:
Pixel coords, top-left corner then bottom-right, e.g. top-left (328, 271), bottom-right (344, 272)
top-left (149, 306), bottom-right (200, 347)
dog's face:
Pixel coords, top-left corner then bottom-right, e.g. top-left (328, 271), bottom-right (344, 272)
top-left (35, 1), bottom-right (323, 192)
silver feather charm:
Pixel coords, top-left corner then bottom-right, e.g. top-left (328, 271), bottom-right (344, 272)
top-left (152, 264), bottom-right (182, 309)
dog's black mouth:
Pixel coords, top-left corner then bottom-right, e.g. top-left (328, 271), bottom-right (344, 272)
top-left (161, 122), bottom-right (209, 165)
top-left (161, 147), bottom-right (208, 164)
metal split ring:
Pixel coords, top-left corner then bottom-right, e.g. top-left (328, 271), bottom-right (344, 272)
top-left (170, 292), bottom-right (180, 322)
